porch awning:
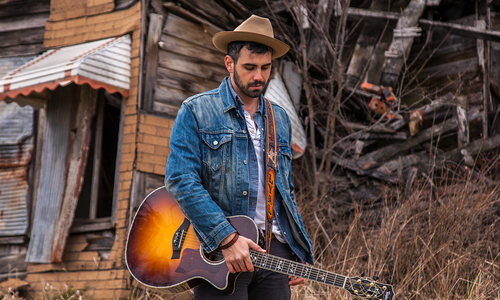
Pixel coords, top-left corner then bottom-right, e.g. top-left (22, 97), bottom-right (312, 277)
top-left (0, 35), bottom-right (131, 102)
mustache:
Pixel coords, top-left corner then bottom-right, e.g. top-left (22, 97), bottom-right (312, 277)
top-left (248, 81), bottom-right (265, 87)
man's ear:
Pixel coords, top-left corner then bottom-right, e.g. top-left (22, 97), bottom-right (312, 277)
top-left (224, 55), bottom-right (234, 74)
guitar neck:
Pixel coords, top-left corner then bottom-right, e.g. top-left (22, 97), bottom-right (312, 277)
top-left (249, 250), bottom-right (346, 288)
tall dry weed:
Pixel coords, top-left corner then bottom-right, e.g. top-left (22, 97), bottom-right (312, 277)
top-left (294, 162), bottom-right (500, 300)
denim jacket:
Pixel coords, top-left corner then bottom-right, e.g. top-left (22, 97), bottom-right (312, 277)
top-left (165, 78), bottom-right (314, 264)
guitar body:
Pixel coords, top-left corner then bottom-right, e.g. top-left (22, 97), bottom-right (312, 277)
top-left (125, 186), bottom-right (259, 294)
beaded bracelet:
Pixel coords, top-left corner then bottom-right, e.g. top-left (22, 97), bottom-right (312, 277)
top-left (219, 233), bottom-right (239, 250)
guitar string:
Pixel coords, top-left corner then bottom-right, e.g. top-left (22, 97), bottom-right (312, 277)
top-left (172, 234), bottom-right (381, 297)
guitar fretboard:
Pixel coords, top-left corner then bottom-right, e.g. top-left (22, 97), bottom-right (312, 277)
top-left (249, 250), bottom-right (346, 288)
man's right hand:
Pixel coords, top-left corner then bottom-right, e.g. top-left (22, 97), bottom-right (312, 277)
top-left (221, 233), bottom-right (265, 273)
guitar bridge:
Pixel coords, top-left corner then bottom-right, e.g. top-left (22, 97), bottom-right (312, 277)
top-left (172, 218), bottom-right (191, 259)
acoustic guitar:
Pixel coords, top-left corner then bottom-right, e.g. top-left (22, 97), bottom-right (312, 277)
top-left (125, 187), bottom-right (394, 299)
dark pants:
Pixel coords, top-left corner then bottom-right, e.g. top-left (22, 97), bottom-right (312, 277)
top-left (194, 239), bottom-right (294, 300)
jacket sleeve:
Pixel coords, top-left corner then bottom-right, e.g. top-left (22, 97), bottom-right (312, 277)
top-left (165, 102), bottom-right (236, 253)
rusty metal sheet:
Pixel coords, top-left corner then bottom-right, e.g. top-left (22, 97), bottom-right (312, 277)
top-left (0, 102), bottom-right (33, 146)
top-left (0, 102), bottom-right (33, 237)
top-left (0, 167), bottom-right (29, 237)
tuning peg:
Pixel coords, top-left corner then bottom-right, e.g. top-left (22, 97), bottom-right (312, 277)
top-left (360, 272), bottom-right (365, 277)
top-left (373, 275), bottom-right (379, 281)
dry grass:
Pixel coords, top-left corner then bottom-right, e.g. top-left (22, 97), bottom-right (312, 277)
top-left (293, 159), bottom-right (500, 300)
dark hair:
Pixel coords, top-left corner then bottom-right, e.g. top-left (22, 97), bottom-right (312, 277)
top-left (227, 41), bottom-right (273, 63)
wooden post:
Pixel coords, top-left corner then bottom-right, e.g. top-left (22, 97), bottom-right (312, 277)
top-left (380, 0), bottom-right (426, 88)
top-left (143, 13), bottom-right (164, 111)
top-left (456, 106), bottom-right (469, 147)
top-left (475, 19), bottom-right (489, 138)
top-left (89, 98), bottom-right (104, 219)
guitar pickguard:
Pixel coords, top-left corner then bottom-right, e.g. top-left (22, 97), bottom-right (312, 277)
top-left (175, 248), bottom-right (222, 274)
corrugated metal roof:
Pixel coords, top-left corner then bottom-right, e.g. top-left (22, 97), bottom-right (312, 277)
top-left (0, 35), bottom-right (131, 101)
top-left (0, 102), bottom-right (33, 237)
top-left (265, 72), bottom-right (307, 159)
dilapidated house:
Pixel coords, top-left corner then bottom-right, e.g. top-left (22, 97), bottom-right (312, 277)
top-left (0, 0), bottom-right (499, 299)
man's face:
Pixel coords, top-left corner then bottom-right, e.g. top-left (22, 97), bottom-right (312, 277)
top-left (225, 46), bottom-right (272, 100)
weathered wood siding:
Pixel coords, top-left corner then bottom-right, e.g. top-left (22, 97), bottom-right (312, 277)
top-left (0, 0), bottom-right (49, 58)
top-left (153, 13), bottom-right (226, 117)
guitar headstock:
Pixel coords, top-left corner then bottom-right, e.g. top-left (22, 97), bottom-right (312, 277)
top-left (344, 276), bottom-right (394, 300)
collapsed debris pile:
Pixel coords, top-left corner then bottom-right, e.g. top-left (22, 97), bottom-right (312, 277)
top-left (154, 0), bottom-right (500, 219)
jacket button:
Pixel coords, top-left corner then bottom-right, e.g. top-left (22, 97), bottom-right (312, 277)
top-left (213, 140), bottom-right (218, 145)
top-left (243, 191), bottom-right (248, 196)
top-left (243, 160), bottom-right (247, 164)
top-left (242, 129), bottom-right (247, 133)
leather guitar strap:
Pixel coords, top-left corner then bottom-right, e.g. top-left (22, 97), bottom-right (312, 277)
top-left (264, 97), bottom-right (277, 254)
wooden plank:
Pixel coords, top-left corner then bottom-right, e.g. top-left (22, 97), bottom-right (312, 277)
top-left (26, 86), bottom-right (74, 263)
top-left (51, 85), bottom-right (97, 263)
top-left (349, 131), bottom-right (407, 140)
top-left (0, 44), bottom-right (43, 58)
top-left (163, 14), bottom-right (219, 52)
top-left (163, 2), bottom-right (223, 34)
top-left (154, 84), bottom-right (194, 107)
top-left (0, 28), bottom-right (45, 48)
top-left (357, 117), bottom-right (459, 168)
top-left (419, 18), bottom-right (500, 43)
top-left (144, 13), bottom-right (164, 111)
top-left (159, 34), bottom-right (225, 65)
top-left (152, 101), bottom-right (180, 117)
top-left (345, 0), bottom-right (390, 86)
top-left (0, 0), bottom-right (49, 18)
top-left (456, 106), bottom-right (468, 147)
top-left (175, 0), bottom-right (237, 30)
top-left (0, 13), bottom-right (49, 33)
top-left (475, 19), bottom-right (490, 138)
top-left (158, 50), bottom-right (227, 82)
top-left (380, 0), bottom-right (426, 88)
top-left (218, 0), bottom-right (251, 19)
top-left (111, 98), bottom-right (125, 226)
top-left (156, 66), bottom-right (220, 96)
top-left (89, 98), bottom-right (104, 219)
top-left (423, 57), bottom-right (478, 79)
top-left (345, 7), bottom-right (500, 43)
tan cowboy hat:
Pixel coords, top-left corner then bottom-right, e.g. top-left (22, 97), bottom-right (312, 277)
top-left (212, 15), bottom-right (290, 59)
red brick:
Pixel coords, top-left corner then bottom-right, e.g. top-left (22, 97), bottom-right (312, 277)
top-left (78, 252), bottom-right (100, 261)
top-left (122, 133), bottom-right (135, 144)
top-left (138, 143), bottom-right (155, 154)
top-left (119, 161), bottom-right (134, 172)
top-left (49, 11), bottom-right (66, 22)
top-left (92, 289), bottom-right (115, 299)
top-left (156, 126), bottom-right (172, 137)
top-left (66, 8), bottom-right (86, 19)
top-left (62, 252), bottom-right (79, 261)
top-left (65, 17), bottom-right (86, 28)
top-left (46, 21), bottom-right (66, 30)
top-left (63, 34), bottom-right (84, 45)
top-left (136, 162), bottom-right (153, 173)
top-left (57, 272), bottom-right (79, 281)
top-left (153, 164), bottom-right (166, 175)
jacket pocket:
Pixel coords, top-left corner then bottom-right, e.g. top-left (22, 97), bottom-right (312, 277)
top-left (202, 133), bottom-right (232, 171)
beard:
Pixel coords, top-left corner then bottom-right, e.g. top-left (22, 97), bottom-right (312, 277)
top-left (233, 67), bottom-right (266, 99)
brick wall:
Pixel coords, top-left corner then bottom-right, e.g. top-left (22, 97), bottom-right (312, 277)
top-left (24, 1), bottom-right (142, 299)
top-left (137, 114), bottom-right (175, 176)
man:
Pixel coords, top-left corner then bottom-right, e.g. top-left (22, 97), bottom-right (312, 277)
top-left (165, 15), bottom-right (314, 299)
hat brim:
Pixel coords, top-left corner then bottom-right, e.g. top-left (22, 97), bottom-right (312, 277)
top-left (213, 31), bottom-right (290, 59)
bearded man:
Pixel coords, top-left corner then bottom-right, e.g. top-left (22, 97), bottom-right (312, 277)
top-left (165, 15), bottom-right (314, 300)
